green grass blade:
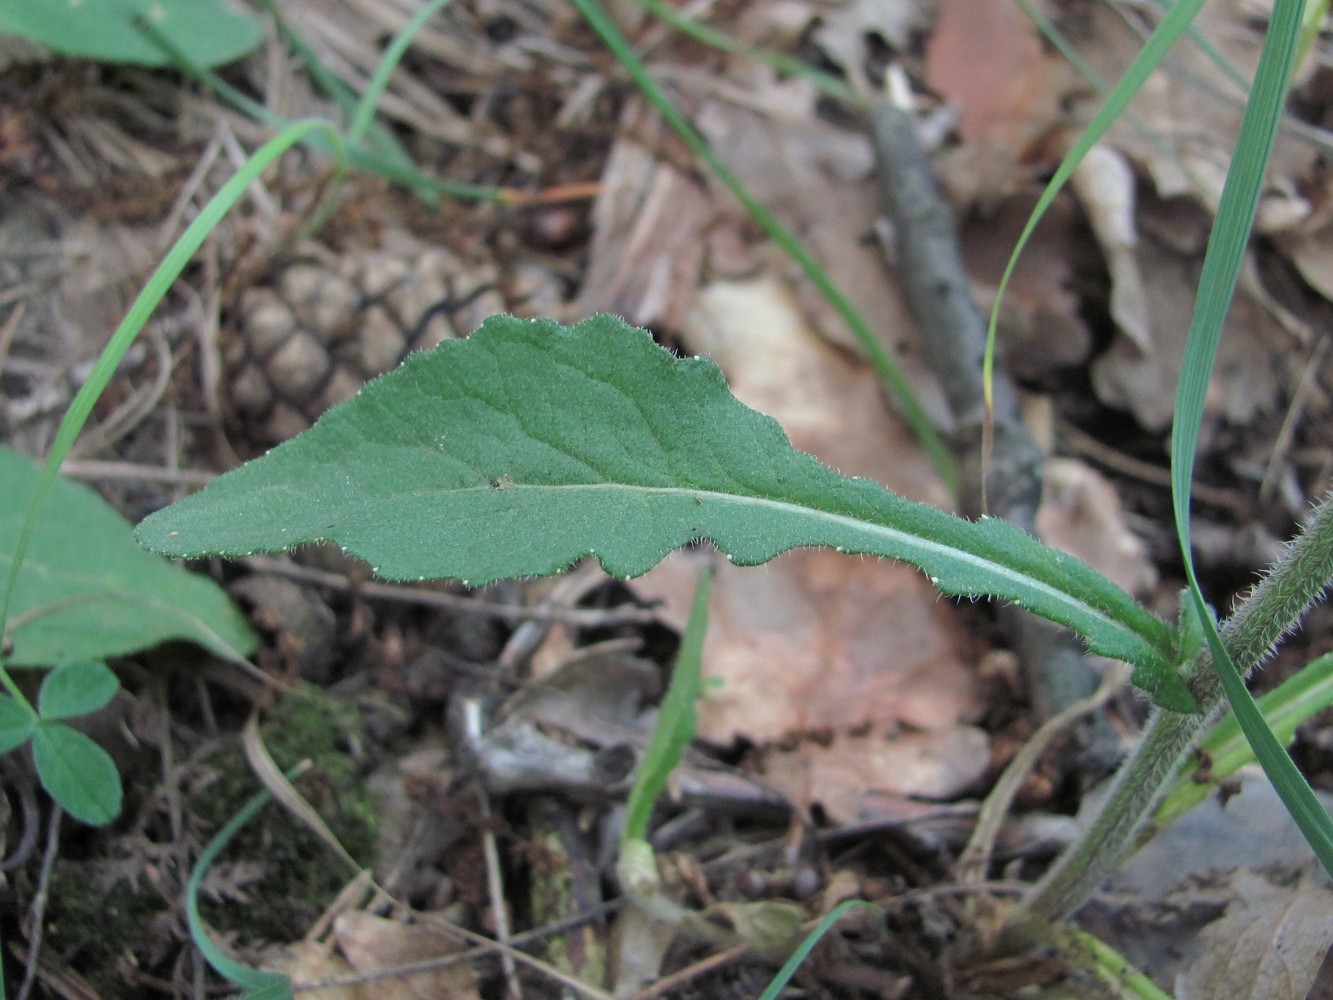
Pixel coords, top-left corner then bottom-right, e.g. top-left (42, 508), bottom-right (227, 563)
top-left (1064, 928), bottom-right (1175, 1000)
top-left (568, 0), bottom-right (957, 492)
top-left (985, 0), bottom-right (1206, 415)
top-left (345, 0), bottom-right (455, 151)
top-left (1152, 650), bottom-right (1333, 833)
top-left (629, 0), bottom-right (859, 105)
top-left (622, 564), bottom-right (711, 846)
top-left (1146, 0), bottom-right (1251, 93)
top-left (187, 779), bottom-right (294, 997)
top-left (262, 2), bottom-right (415, 168)
top-left (1168, 0), bottom-right (1333, 876)
top-left (0, 120), bottom-right (341, 689)
top-left (165, 44), bottom-right (508, 203)
top-left (756, 900), bottom-right (882, 1000)
top-left (1015, 0), bottom-right (1206, 194)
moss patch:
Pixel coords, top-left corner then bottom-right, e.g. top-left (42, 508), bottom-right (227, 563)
top-left (193, 688), bottom-right (379, 944)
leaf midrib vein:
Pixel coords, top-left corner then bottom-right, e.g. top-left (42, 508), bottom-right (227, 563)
top-left (425, 479), bottom-right (1153, 655)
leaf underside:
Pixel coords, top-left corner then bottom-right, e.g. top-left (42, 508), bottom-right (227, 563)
top-left (137, 314), bottom-right (1178, 697)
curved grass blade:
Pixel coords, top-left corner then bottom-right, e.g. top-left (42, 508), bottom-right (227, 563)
top-left (344, 0), bottom-right (455, 151)
top-left (1168, 0), bottom-right (1333, 876)
top-left (984, 0), bottom-right (1206, 422)
top-left (0, 120), bottom-right (336, 717)
top-left (756, 900), bottom-right (882, 1000)
top-left (138, 313), bottom-right (1178, 702)
top-left (629, 0), bottom-right (858, 106)
top-left (187, 777), bottom-right (297, 999)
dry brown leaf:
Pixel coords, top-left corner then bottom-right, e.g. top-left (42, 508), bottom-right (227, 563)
top-left (1090, 235), bottom-right (1284, 432)
top-left (961, 194), bottom-right (1094, 379)
top-left (632, 278), bottom-right (978, 750)
top-left (1035, 458), bottom-right (1157, 598)
top-left (1072, 2), bottom-right (1315, 212)
top-left (575, 97), bottom-right (711, 330)
top-left (332, 911), bottom-right (480, 1000)
top-left (1176, 871), bottom-right (1333, 1000)
top-left (643, 547), bottom-right (984, 746)
top-left (925, 0), bottom-right (1049, 146)
top-left (684, 75), bottom-right (949, 421)
top-left (759, 724), bottom-right (990, 822)
top-left (925, 0), bottom-right (1074, 203)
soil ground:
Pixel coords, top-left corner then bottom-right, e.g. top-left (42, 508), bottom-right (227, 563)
top-left (2, 1), bottom-right (1333, 998)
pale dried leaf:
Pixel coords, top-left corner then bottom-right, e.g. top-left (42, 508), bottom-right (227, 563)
top-left (631, 277), bottom-right (978, 747)
top-left (1035, 459), bottom-right (1156, 598)
top-left (680, 277), bottom-right (946, 505)
top-left (333, 911), bottom-right (480, 1000)
top-left (1090, 236), bottom-right (1284, 431)
top-left (271, 939), bottom-right (360, 999)
top-left (812, 0), bottom-right (932, 83)
top-left (925, 0), bottom-right (1074, 203)
top-left (1287, 224), bottom-right (1333, 303)
top-left (1071, 145), bottom-right (1151, 351)
top-left (1072, 3), bottom-right (1315, 209)
top-left (575, 98), bottom-right (710, 330)
top-left (1176, 872), bottom-right (1333, 1000)
top-left (760, 725), bottom-right (990, 822)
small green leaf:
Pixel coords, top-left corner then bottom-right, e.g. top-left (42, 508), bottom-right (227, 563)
top-left (0, 0), bottom-right (262, 69)
top-left (2, 447), bottom-right (257, 666)
top-left (38, 661), bottom-right (120, 721)
top-left (137, 314), bottom-right (1179, 703)
top-left (0, 696), bottom-right (36, 756)
top-left (31, 721), bottom-right (122, 826)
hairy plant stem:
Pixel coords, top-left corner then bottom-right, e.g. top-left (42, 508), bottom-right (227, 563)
top-left (1015, 492), bottom-right (1333, 927)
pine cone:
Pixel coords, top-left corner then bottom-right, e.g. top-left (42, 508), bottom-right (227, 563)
top-left (223, 244), bottom-right (506, 447)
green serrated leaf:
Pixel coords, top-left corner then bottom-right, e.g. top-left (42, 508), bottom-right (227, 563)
top-left (0, 0), bottom-right (262, 69)
top-left (137, 314), bottom-right (1178, 700)
top-left (38, 661), bottom-right (120, 721)
top-left (2, 447), bottom-right (257, 667)
top-left (0, 696), bottom-right (36, 756)
top-left (31, 721), bottom-right (122, 826)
